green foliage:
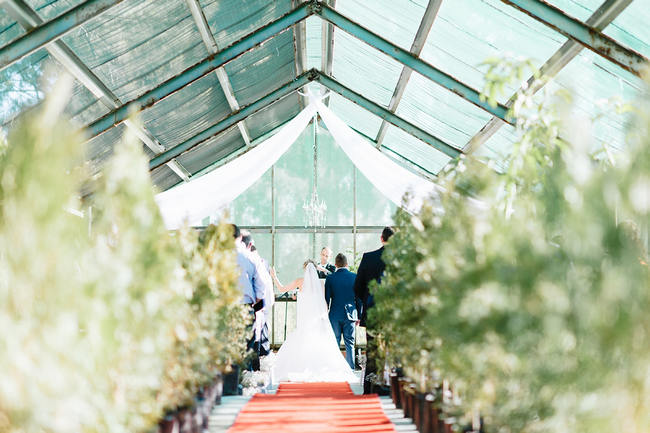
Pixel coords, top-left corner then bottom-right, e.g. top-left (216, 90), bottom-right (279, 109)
top-left (373, 64), bottom-right (650, 433)
top-left (0, 82), bottom-right (247, 433)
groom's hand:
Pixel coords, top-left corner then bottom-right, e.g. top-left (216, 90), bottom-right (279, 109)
top-left (355, 320), bottom-right (360, 326)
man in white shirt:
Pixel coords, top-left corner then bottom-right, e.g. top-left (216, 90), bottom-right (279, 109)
top-left (233, 226), bottom-right (266, 370)
top-left (241, 234), bottom-right (273, 360)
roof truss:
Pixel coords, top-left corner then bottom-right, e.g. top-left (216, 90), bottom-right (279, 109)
top-left (1, 0), bottom-right (648, 191)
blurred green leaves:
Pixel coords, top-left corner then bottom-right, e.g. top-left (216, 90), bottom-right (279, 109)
top-left (373, 61), bottom-right (650, 433)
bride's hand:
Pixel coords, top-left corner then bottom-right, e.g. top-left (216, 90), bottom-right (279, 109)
top-left (270, 267), bottom-right (276, 279)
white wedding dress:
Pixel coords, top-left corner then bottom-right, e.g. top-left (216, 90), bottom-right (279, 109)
top-left (272, 263), bottom-right (358, 383)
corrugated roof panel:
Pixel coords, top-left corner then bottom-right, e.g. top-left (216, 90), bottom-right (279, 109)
top-left (224, 30), bottom-right (296, 107)
top-left (545, 49), bottom-right (643, 153)
top-left (420, 0), bottom-right (567, 103)
top-left (305, 15), bottom-right (321, 70)
top-left (396, 71), bottom-right (492, 149)
top-left (199, 0), bottom-right (291, 49)
top-left (335, 0), bottom-right (426, 51)
top-left (60, 0), bottom-right (207, 102)
top-left (0, 50), bottom-right (50, 124)
top-left (382, 124), bottom-right (451, 175)
top-left (245, 92), bottom-right (301, 140)
top-left (604, 1), bottom-right (650, 58)
top-left (541, 0), bottom-right (603, 21)
top-left (331, 29), bottom-right (401, 107)
top-left (328, 91), bottom-right (382, 139)
top-left (151, 164), bottom-right (182, 192)
top-left (176, 125), bottom-right (243, 176)
top-left (65, 80), bottom-right (110, 126)
top-left (25, 0), bottom-right (85, 19)
top-left (0, 12), bottom-right (24, 47)
top-left (139, 72), bottom-right (231, 149)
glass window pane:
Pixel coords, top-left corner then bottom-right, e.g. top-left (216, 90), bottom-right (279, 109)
top-left (229, 169), bottom-right (272, 226)
top-left (316, 125), bottom-right (354, 226)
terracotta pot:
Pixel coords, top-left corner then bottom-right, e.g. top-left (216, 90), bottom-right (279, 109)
top-left (159, 415), bottom-right (179, 433)
top-left (398, 379), bottom-right (408, 415)
top-left (412, 393), bottom-right (422, 429)
top-left (415, 393), bottom-right (433, 433)
top-left (390, 374), bottom-right (401, 408)
top-left (430, 404), bottom-right (441, 433)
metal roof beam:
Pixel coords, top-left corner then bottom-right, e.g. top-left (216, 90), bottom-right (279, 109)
top-left (316, 71), bottom-right (461, 158)
top-left (375, 0), bottom-right (443, 148)
top-left (292, 0), bottom-right (308, 108)
top-left (0, 0), bottom-right (125, 71)
top-left (315, 3), bottom-right (511, 123)
top-left (500, 0), bottom-right (647, 76)
top-left (85, 2), bottom-right (313, 140)
top-left (466, 0), bottom-right (634, 153)
top-left (184, 0), bottom-right (251, 147)
top-left (2, 0), bottom-right (191, 182)
top-left (149, 70), bottom-right (316, 171)
top-left (348, 124), bottom-right (438, 181)
top-left (320, 0), bottom-right (336, 105)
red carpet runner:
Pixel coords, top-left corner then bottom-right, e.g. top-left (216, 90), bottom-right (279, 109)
top-left (227, 382), bottom-right (396, 432)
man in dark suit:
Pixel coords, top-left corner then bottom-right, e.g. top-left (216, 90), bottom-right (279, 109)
top-left (325, 253), bottom-right (360, 369)
top-left (354, 226), bottom-right (395, 394)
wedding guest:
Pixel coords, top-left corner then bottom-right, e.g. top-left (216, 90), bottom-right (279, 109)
top-left (232, 225), bottom-right (265, 370)
top-left (316, 246), bottom-right (336, 278)
top-left (354, 226), bottom-right (395, 394)
top-left (249, 244), bottom-right (274, 358)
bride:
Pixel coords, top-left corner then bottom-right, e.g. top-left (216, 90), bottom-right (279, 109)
top-left (269, 260), bottom-right (357, 383)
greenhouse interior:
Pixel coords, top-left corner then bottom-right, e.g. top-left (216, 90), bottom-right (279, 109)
top-left (0, 0), bottom-right (649, 432)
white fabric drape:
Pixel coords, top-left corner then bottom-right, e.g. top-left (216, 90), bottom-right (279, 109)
top-left (155, 96), bottom-right (467, 229)
top-left (315, 100), bottom-right (443, 213)
top-left (155, 103), bottom-right (317, 229)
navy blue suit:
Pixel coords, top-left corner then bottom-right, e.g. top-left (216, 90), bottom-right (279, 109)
top-left (325, 268), bottom-right (359, 369)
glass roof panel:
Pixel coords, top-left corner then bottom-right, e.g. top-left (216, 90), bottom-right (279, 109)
top-left (60, 0), bottom-right (207, 102)
top-left (199, 0), bottom-right (291, 49)
top-left (396, 71), bottom-right (492, 149)
top-left (604, 1), bottom-right (650, 59)
top-left (224, 30), bottom-right (296, 107)
top-left (139, 72), bottom-right (231, 149)
top-left (327, 92), bottom-right (382, 139)
top-left (420, 0), bottom-right (567, 103)
top-left (335, 0), bottom-right (426, 51)
top-left (331, 29), bottom-right (402, 107)
top-left (382, 124), bottom-right (451, 175)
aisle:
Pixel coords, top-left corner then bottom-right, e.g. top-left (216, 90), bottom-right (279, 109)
top-left (226, 382), bottom-right (397, 432)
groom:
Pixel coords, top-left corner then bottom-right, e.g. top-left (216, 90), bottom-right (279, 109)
top-left (325, 253), bottom-right (360, 369)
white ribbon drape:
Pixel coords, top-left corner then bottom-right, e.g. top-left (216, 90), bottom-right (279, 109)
top-left (155, 96), bottom-right (453, 229)
top-left (315, 100), bottom-right (443, 213)
top-left (155, 103), bottom-right (317, 229)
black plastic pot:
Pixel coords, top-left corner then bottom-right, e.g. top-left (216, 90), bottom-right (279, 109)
top-left (223, 365), bottom-right (240, 396)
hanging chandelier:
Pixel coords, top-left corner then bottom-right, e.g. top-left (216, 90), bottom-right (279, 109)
top-left (303, 113), bottom-right (327, 227)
